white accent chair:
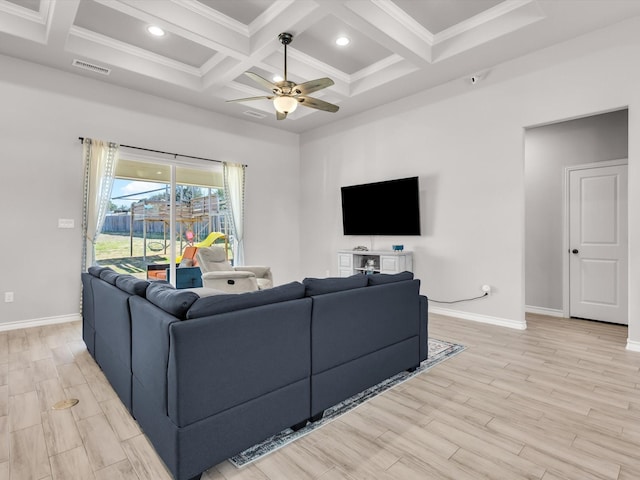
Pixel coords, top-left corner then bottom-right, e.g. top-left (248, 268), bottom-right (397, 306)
top-left (195, 245), bottom-right (273, 293)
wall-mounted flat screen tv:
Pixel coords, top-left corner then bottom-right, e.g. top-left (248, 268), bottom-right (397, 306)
top-left (341, 176), bottom-right (421, 236)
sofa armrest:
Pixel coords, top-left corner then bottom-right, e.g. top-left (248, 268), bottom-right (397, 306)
top-left (130, 296), bottom-right (180, 416)
top-left (233, 266), bottom-right (271, 280)
top-left (419, 295), bottom-right (429, 361)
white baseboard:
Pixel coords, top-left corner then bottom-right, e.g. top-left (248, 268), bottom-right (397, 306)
top-left (525, 305), bottom-right (565, 318)
top-left (429, 306), bottom-right (527, 330)
top-left (626, 339), bottom-right (640, 352)
top-left (0, 313), bottom-right (81, 332)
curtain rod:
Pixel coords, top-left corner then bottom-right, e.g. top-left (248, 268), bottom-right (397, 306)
top-left (78, 137), bottom-right (247, 167)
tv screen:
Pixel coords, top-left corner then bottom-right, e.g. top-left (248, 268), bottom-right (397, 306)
top-left (341, 176), bottom-right (421, 236)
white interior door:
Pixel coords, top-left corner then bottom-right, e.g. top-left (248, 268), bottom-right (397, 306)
top-left (569, 163), bottom-right (628, 324)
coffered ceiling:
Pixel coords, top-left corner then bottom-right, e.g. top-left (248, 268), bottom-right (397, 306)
top-left (1, 0), bottom-right (639, 133)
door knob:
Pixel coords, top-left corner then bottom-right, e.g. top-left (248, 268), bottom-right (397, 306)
top-left (572, 249), bottom-right (579, 254)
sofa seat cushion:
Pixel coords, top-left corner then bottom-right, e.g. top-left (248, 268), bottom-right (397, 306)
top-left (367, 271), bottom-right (414, 286)
top-left (115, 275), bottom-right (150, 297)
top-left (186, 281), bottom-right (305, 319)
top-left (302, 274), bottom-right (367, 297)
top-left (146, 281), bottom-right (200, 319)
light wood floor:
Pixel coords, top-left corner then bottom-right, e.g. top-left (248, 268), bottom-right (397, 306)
top-left (1, 313), bottom-right (639, 480)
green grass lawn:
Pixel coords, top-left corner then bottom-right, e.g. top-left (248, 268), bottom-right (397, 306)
top-left (96, 233), bottom-right (172, 277)
top-left (95, 232), bottom-right (231, 278)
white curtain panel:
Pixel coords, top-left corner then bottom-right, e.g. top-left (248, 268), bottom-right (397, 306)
top-left (223, 162), bottom-right (246, 266)
top-left (81, 138), bottom-right (119, 271)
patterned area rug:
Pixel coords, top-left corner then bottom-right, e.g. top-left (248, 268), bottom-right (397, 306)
top-left (229, 338), bottom-right (465, 467)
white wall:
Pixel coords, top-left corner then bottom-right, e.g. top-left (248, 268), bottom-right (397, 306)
top-left (524, 110), bottom-right (628, 313)
top-left (300, 17), bottom-right (640, 337)
top-left (0, 54), bottom-right (301, 327)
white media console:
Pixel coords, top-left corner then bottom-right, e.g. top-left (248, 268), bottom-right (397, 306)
top-left (337, 250), bottom-right (413, 277)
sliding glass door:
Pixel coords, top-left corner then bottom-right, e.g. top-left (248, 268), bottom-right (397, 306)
top-left (96, 155), bottom-right (226, 279)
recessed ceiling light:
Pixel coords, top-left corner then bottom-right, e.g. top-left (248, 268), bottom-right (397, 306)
top-left (147, 25), bottom-right (165, 37)
top-left (335, 36), bottom-right (350, 46)
top-left (273, 75), bottom-right (284, 82)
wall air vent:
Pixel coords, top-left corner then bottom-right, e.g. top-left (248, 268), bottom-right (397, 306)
top-left (72, 59), bottom-right (111, 75)
top-left (243, 110), bottom-right (267, 119)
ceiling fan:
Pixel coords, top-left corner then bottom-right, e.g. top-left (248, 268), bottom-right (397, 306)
top-left (227, 32), bottom-right (339, 120)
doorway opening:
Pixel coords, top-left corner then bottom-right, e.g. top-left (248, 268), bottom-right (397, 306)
top-left (524, 109), bottom-right (628, 324)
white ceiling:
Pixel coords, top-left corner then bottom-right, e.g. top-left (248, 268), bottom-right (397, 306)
top-left (1, 0), bottom-right (640, 133)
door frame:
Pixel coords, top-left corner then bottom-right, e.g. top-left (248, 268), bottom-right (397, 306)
top-left (562, 158), bottom-right (628, 318)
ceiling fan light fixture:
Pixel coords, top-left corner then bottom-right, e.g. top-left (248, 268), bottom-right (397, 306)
top-left (335, 36), bottom-right (350, 46)
top-left (147, 25), bottom-right (165, 37)
top-left (227, 32), bottom-right (339, 120)
top-left (273, 75), bottom-right (284, 82)
top-left (273, 95), bottom-right (298, 114)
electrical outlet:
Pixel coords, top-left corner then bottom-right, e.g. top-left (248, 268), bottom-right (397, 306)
top-left (4, 292), bottom-right (14, 303)
top-left (481, 285), bottom-right (491, 295)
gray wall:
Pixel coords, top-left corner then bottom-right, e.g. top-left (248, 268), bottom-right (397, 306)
top-left (524, 110), bottom-right (628, 311)
top-left (299, 17), bottom-right (640, 334)
top-left (0, 54), bottom-right (301, 327)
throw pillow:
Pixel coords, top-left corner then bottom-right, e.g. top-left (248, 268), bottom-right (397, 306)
top-left (302, 274), bottom-right (368, 296)
top-left (367, 271), bottom-right (414, 286)
top-left (146, 281), bottom-right (200, 319)
top-left (115, 275), bottom-right (149, 297)
top-left (186, 281), bottom-right (305, 319)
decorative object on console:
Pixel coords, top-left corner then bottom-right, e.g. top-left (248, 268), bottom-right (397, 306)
top-left (227, 32), bottom-right (339, 121)
top-left (392, 244), bottom-right (404, 251)
top-left (365, 259), bottom-right (376, 274)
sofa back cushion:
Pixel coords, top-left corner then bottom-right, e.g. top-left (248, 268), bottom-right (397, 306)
top-left (99, 268), bottom-right (120, 285)
top-left (196, 245), bottom-right (232, 273)
top-left (186, 281), bottom-right (305, 319)
top-left (88, 266), bottom-right (109, 278)
top-left (115, 275), bottom-right (149, 297)
top-left (367, 271), bottom-right (414, 286)
top-left (302, 275), bottom-right (367, 297)
top-left (311, 279), bottom-right (421, 374)
top-left (146, 282), bottom-right (199, 319)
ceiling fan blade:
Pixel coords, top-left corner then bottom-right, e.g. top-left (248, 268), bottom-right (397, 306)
top-left (244, 72), bottom-right (281, 94)
top-left (293, 77), bottom-right (334, 96)
top-left (276, 111), bottom-right (287, 121)
top-left (297, 96), bottom-right (339, 113)
top-left (226, 95), bottom-right (273, 103)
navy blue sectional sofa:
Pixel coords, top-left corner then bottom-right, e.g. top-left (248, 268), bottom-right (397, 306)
top-left (81, 267), bottom-right (428, 480)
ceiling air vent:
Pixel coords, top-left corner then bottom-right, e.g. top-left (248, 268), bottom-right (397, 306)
top-left (72, 59), bottom-right (111, 75)
top-left (243, 110), bottom-right (266, 119)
